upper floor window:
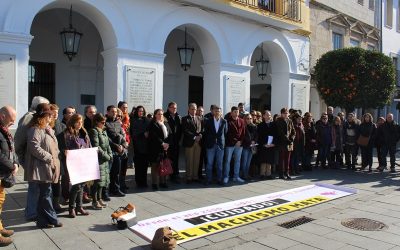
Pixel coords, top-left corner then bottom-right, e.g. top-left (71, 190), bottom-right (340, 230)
top-left (350, 39), bottom-right (360, 47)
top-left (386, 0), bottom-right (393, 27)
top-left (358, 0), bottom-right (364, 5)
top-left (367, 44), bottom-right (376, 51)
top-left (369, 0), bottom-right (374, 10)
top-left (332, 33), bottom-right (343, 50)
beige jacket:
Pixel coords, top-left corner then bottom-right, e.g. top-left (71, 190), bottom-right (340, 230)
top-left (25, 126), bottom-right (60, 183)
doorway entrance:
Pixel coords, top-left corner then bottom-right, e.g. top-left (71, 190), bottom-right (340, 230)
top-left (28, 61), bottom-right (55, 107)
top-left (188, 76), bottom-right (203, 106)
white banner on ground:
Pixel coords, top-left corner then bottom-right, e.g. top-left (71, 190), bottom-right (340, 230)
top-left (131, 183), bottom-right (356, 244)
top-left (66, 147), bottom-right (100, 185)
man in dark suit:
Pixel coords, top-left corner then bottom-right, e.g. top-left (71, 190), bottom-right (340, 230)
top-left (164, 102), bottom-right (182, 183)
top-left (203, 106), bottom-right (227, 185)
top-left (182, 103), bottom-right (203, 183)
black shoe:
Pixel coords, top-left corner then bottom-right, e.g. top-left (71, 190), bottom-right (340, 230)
top-left (391, 168), bottom-right (396, 173)
top-left (152, 184), bottom-right (158, 190)
top-left (160, 183), bottom-right (168, 189)
top-left (265, 175), bottom-right (274, 180)
top-left (285, 174), bottom-right (292, 180)
top-left (278, 175), bottom-right (285, 179)
top-left (171, 178), bottom-right (181, 184)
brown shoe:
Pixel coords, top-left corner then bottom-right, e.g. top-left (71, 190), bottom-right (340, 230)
top-left (68, 207), bottom-right (76, 218)
top-left (0, 235), bottom-right (12, 246)
top-left (98, 199), bottom-right (107, 208)
top-left (75, 207), bottom-right (89, 216)
top-left (82, 193), bottom-right (92, 204)
top-left (0, 228), bottom-right (14, 237)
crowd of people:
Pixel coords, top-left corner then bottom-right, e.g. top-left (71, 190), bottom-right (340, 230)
top-left (0, 95), bottom-right (398, 246)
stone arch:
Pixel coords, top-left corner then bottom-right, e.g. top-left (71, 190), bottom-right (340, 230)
top-left (3, 0), bottom-right (133, 50)
top-left (239, 27), bottom-right (297, 74)
top-left (146, 6), bottom-right (229, 63)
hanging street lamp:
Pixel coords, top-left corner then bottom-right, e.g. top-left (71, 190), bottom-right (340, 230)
top-left (177, 27), bottom-right (194, 71)
top-left (60, 5), bottom-right (83, 61)
top-left (256, 43), bottom-right (269, 80)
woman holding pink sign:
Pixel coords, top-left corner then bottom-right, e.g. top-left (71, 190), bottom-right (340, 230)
top-left (61, 114), bottom-right (91, 218)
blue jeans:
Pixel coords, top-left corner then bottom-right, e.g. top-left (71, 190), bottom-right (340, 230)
top-left (206, 145), bottom-right (224, 182)
top-left (25, 182), bottom-right (40, 220)
top-left (224, 146), bottom-right (243, 179)
top-left (37, 183), bottom-right (59, 226)
top-left (241, 148), bottom-right (253, 178)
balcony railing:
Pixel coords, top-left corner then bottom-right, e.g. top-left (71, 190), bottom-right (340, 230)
top-left (232, 0), bottom-right (302, 22)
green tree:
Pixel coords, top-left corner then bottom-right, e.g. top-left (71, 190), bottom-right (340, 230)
top-left (313, 47), bottom-right (396, 112)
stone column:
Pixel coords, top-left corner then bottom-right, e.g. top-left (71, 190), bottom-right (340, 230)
top-left (101, 48), bottom-right (165, 113)
top-left (0, 32), bottom-right (32, 128)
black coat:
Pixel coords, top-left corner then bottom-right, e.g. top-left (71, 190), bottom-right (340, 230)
top-left (147, 120), bottom-right (171, 163)
top-left (257, 121), bottom-right (277, 164)
top-left (182, 115), bottom-right (203, 148)
top-left (377, 121), bottom-right (399, 146)
top-left (105, 118), bottom-right (127, 152)
top-left (242, 123), bottom-right (258, 148)
top-left (163, 111), bottom-right (182, 147)
top-left (130, 117), bottom-right (150, 154)
top-left (0, 131), bottom-right (18, 176)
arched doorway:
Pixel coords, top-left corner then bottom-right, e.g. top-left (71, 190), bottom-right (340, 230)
top-left (30, 8), bottom-right (104, 113)
top-left (162, 24), bottom-right (221, 112)
top-left (250, 43), bottom-right (272, 112)
top-left (163, 26), bottom-right (204, 110)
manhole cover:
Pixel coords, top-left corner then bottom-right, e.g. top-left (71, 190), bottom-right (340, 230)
top-left (279, 216), bottom-right (315, 229)
top-left (341, 218), bottom-right (388, 231)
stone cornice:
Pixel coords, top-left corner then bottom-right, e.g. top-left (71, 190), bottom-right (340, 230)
top-left (0, 32), bottom-right (33, 45)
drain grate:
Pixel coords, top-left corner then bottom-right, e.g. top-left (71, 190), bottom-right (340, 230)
top-left (341, 218), bottom-right (388, 231)
top-left (279, 216), bottom-right (315, 229)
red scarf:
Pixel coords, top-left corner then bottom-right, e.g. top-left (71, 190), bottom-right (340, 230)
top-left (0, 125), bottom-right (13, 152)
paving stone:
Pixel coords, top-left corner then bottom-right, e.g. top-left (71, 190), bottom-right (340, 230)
top-left (324, 229), bottom-right (395, 249)
top-left (337, 245), bottom-right (364, 250)
top-left (284, 243), bottom-right (320, 250)
top-left (231, 241), bottom-right (275, 250)
top-left (254, 233), bottom-right (299, 249)
top-left (206, 230), bottom-right (237, 243)
top-left (296, 222), bottom-right (337, 236)
top-left (179, 237), bottom-right (212, 249)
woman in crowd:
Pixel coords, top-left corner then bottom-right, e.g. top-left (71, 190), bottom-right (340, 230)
top-left (375, 117), bottom-right (385, 171)
top-left (49, 104), bottom-right (64, 212)
top-left (257, 110), bottom-right (276, 179)
top-left (359, 113), bottom-right (376, 172)
top-left (148, 109), bottom-right (171, 190)
top-left (241, 114), bottom-right (258, 180)
top-left (26, 103), bottom-right (62, 228)
top-left (62, 114), bottom-right (91, 218)
top-left (302, 113), bottom-right (316, 171)
top-left (89, 113), bottom-right (113, 209)
top-left (291, 113), bottom-right (305, 175)
top-left (130, 106), bottom-right (150, 188)
top-left (118, 102), bottom-right (130, 193)
top-left (330, 116), bottom-right (343, 168)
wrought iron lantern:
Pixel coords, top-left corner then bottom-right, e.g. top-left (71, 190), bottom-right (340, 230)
top-left (177, 27), bottom-right (194, 71)
top-left (256, 43), bottom-right (269, 80)
top-left (60, 5), bottom-right (82, 61)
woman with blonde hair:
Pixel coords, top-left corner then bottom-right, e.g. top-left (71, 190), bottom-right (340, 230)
top-left (60, 114), bottom-right (91, 218)
top-left (26, 103), bottom-right (62, 228)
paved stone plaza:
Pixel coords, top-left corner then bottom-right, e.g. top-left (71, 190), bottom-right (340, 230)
top-left (3, 157), bottom-right (400, 250)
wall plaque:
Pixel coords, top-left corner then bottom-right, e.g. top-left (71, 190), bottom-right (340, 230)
top-left (225, 75), bottom-right (246, 112)
top-left (126, 66), bottom-right (155, 113)
top-left (0, 55), bottom-right (15, 108)
top-left (291, 82), bottom-right (307, 112)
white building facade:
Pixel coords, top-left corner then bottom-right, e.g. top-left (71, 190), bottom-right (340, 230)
top-left (380, 0), bottom-right (400, 121)
top-left (0, 0), bottom-right (310, 124)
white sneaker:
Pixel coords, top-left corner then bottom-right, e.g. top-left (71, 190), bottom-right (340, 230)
top-left (223, 177), bottom-right (229, 184)
top-left (234, 177), bottom-right (245, 183)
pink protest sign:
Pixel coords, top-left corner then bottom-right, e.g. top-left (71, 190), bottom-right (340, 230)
top-left (66, 147), bottom-right (100, 185)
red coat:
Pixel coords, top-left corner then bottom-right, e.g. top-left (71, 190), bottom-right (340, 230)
top-left (226, 117), bottom-right (245, 147)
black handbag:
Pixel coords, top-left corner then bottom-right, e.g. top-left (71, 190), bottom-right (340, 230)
top-left (1, 174), bottom-right (15, 188)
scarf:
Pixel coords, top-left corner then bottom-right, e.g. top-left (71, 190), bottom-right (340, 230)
top-left (0, 125), bottom-right (13, 152)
